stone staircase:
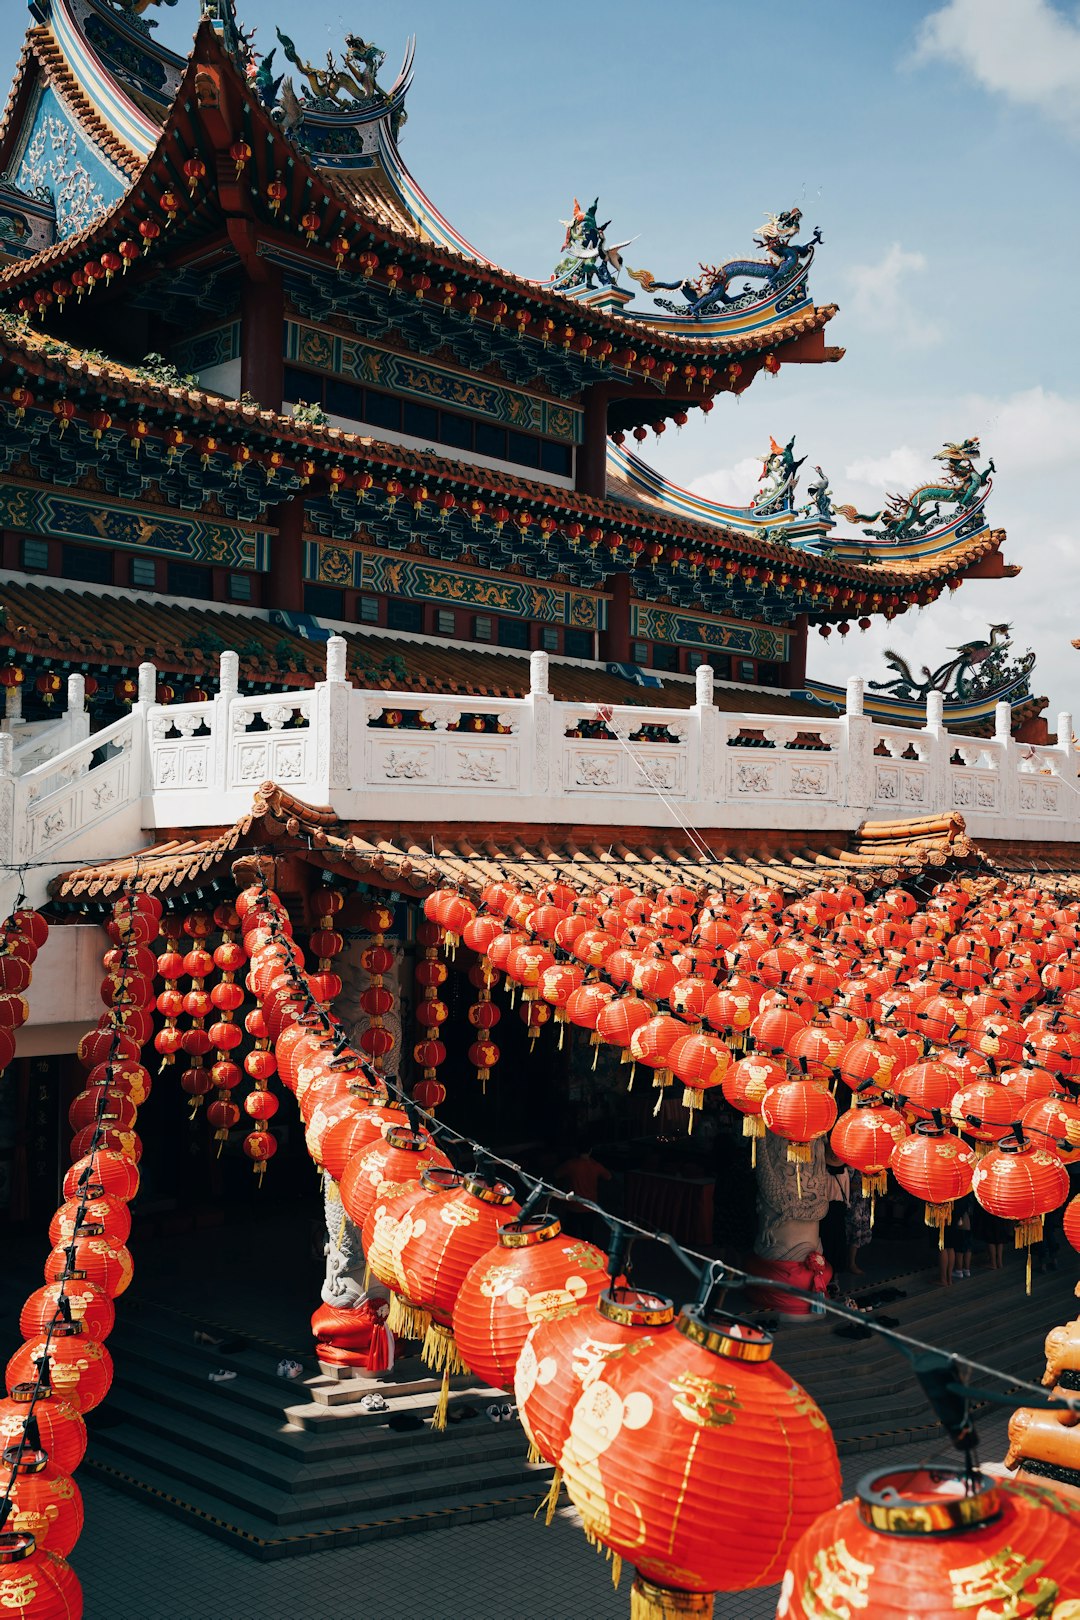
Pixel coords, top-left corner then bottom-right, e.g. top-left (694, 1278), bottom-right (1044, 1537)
top-left (83, 1299), bottom-right (551, 1561)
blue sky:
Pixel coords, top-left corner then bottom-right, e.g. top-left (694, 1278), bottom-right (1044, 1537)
top-left (3, 1), bottom-right (1078, 719)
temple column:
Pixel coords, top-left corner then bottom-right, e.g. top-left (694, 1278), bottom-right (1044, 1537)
top-left (603, 572), bottom-right (633, 664)
top-left (268, 494), bottom-right (305, 612)
top-left (240, 265), bottom-right (284, 411)
top-left (576, 385), bottom-right (610, 499)
top-left (786, 615), bottom-right (808, 688)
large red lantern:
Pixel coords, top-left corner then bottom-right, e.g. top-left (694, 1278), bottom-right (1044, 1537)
top-left (722, 1055), bottom-right (785, 1163)
top-left (516, 1287), bottom-right (675, 1516)
top-left (1021, 1095), bottom-right (1080, 1162)
top-left (452, 1216), bottom-right (609, 1392)
top-left (339, 1128), bottom-right (451, 1233)
top-left (669, 1031), bottom-right (731, 1125)
top-left (319, 1101), bottom-right (407, 1185)
top-left (830, 1098), bottom-right (908, 1199)
top-left (62, 1151), bottom-right (139, 1205)
top-left (43, 1236), bottom-right (133, 1300)
top-left (0, 1451), bottom-right (83, 1558)
top-left (777, 1467), bottom-right (1080, 1619)
top-left (0, 1533), bottom-right (82, 1619)
top-left (890, 1122), bottom-right (975, 1245)
top-left (629, 1013), bottom-right (687, 1104)
top-left (895, 1059), bottom-right (960, 1122)
top-left (560, 1312), bottom-right (840, 1612)
top-left (6, 1326), bottom-right (112, 1414)
top-left (0, 1385), bottom-right (87, 1476)
top-left (761, 1080), bottom-right (837, 1187)
top-left (972, 1133), bottom-right (1071, 1290)
top-left (950, 1078), bottom-right (1018, 1152)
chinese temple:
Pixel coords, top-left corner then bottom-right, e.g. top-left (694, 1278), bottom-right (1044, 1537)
top-left (2, 3), bottom-right (1080, 1618)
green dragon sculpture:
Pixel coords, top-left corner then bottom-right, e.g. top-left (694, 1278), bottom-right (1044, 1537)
top-left (835, 438), bottom-right (993, 542)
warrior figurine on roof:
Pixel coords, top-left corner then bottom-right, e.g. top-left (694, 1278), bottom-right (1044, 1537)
top-left (627, 207), bottom-right (821, 320)
top-left (551, 198), bottom-right (637, 291)
top-left (835, 437), bottom-right (995, 543)
top-left (752, 435), bottom-right (806, 517)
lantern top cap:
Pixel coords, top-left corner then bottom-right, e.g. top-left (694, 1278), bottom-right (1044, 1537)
top-left (498, 1215), bottom-right (561, 1248)
top-left (598, 1287), bottom-right (674, 1329)
top-left (0, 1530), bottom-right (37, 1564)
top-left (462, 1173), bottom-right (517, 1206)
top-left (420, 1165), bottom-right (462, 1194)
top-left (382, 1127), bottom-right (431, 1153)
top-left (677, 1308), bottom-right (774, 1363)
top-left (0, 1445), bottom-right (47, 1475)
top-left (855, 1466), bottom-right (1001, 1537)
top-left (8, 1383), bottom-right (60, 1407)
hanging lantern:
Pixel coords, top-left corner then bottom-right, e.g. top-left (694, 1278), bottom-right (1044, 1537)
top-left (560, 1311), bottom-right (840, 1613)
top-left (761, 1080), bottom-right (837, 1191)
top-left (6, 1325), bottom-right (113, 1413)
top-left (830, 1098), bottom-right (908, 1210)
top-left (890, 1121), bottom-right (975, 1246)
top-left (0, 1385), bottom-right (87, 1476)
top-left (669, 1032), bottom-right (731, 1128)
top-left (950, 1078), bottom-right (1018, 1154)
top-left (0, 1450), bottom-right (83, 1558)
top-left (1020, 1095), bottom-right (1080, 1162)
top-left (453, 1216), bottom-right (609, 1393)
top-left (972, 1133), bottom-right (1071, 1291)
top-left (895, 1059), bottom-right (961, 1123)
top-left (182, 157), bottom-right (206, 194)
top-left (266, 177), bottom-right (288, 215)
top-left (777, 1467), bottom-right (1080, 1620)
top-left (722, 1055), bottom-right (785, 1164)
top-left (339, 1128), bottom-right (451, 1234)
top-left (516, 1286), bottom-right (675, 1517)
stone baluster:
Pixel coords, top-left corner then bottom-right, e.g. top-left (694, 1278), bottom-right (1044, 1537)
top-left (2, 678), bottom-right (23, 732)
top-left (213, 650), bottom-right (239, 793)
top-left (995, 700), bottom-right (1019, 823)
top-left (66, 673), bottom-right (90, 749)
top-left (0, 731), bottom-right (14, 866)
top-left (692, 660), bottom-right (717, 804)
top-left (527, 650), bottom-right (554, 797)
top-left (133, 662), bottom-right (157, 797)
top-left (840, 675), bottom-right (873, 814)
top-left (315, 635), bottom-right (351, 796)
top-left (922, 689), bottom-right (949, 816)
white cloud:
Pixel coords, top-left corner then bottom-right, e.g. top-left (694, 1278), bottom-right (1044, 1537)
top-left (914, 0), bottom-right (1080, 137)
top-left (955, 386), bottom-right (1080, 475)
top-left (844, 243), bottom-right (942, 348)
top-left (687, 454), bottom-right (762, 506)
top-left (843, 445), bottom-right (928, 491)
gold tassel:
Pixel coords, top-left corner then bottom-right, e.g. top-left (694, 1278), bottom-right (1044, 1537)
top-left (786, 1142), bottom-right (813, 1163)
top-left (925, 1201), bottom-right (953, 1249)
top-left (526, 1439), bottom-right (542, 1465)
top-left (611, 1552), bottom-right (623, 1590)
top-left (796, 1160), bottom-right (802, 1199)
top-left (1026, 1245), bottom-right (1033, 1297)
top-left (541, 1465), bottom-right (563, 1526)
top-left (629, 1576), bottom-right (713, 1617)
top-left (429, 1365), bottom-right (450, 1432)
top-left (362, 1262), bottom-right (371, 1291)
top-left (422, 1321), bottom-right (468, 1375)
top-left (861, 1171), bottom-right (887, 1199)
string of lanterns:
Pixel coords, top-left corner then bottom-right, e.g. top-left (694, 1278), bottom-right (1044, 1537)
top-left (1, 893), bottom-right (156, 1620)
top-left (225, 869), bottom-right (1080, 1619)
top-left (0, 901), bottom-right (45, 1080)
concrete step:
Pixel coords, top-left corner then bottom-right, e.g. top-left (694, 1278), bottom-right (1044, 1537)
top-left (84, 1441), bottom-right (552, 1561)
top-left (88, 1421), bottom-right (544, 1527)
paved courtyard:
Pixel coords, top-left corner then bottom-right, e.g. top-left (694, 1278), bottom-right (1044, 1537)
top-left (74, 1413), bottom-right (1012, 1620)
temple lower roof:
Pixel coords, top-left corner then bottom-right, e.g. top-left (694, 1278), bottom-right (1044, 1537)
top-left (49, 789), bottom-right (988, 906)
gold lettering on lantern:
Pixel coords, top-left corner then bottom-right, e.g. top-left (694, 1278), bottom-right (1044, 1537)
top-left (1, 1569), bottom-right (41, 1607)
top-left (669, 1372), bottom-right (741, 1428)
top-left (949, 1547), bottom-right (1057, 1614)
top-left (786, 1381), bottom-right (831, 1432)
top-left (804, 1537), bottom-right (873, 1617)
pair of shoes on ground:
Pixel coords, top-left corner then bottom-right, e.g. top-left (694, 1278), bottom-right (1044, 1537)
top-left (277, 1359), bottom-right (303, 1380)
top-left (359, 1392), bottom-right (389, 1413)
top-left (208, 1368), bottom-right (237, 1383)
top-left (485, 1403), bottom-right (517, 1424)
top-left (954, 1268), bottom-right (970, 1278)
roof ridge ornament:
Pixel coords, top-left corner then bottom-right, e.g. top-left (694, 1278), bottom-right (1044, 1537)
top-left (867, 622), bottom-right (1036, 709)
top-left (626, 207), bottom-right (822, 322)
top-left (834, 438), bottom-right (995, 546)
top-left (551, 198), bottom-right (637, 295)
top-left (100, 0), bottom-right (178, 31)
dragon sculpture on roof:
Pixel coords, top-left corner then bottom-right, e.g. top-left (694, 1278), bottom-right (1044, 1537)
top-left (550, 199), bottom-right (637, 291)
top-left (626, 208), bottom-right (821, 320)
top-left (835, 439), bottom-right (994, 543)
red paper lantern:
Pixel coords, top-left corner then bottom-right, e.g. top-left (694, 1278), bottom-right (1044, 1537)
top-left (0, 1450), bottom-right (83, 1557)
top-left (830, 1098), bottom-right (908, 1197)
top-left (62, 1151), bottom-right (139, 1204)
top-left (48, 1197), bottom-right (131, 1251)
top-left (560, 1312), bottom-right (840, 1609)
top-left (777, 1467), bottom-right (1080, 1619)
top-left (722, 1055), bottom-right (786, 1161)
top-left (1021, 1096), bottom-right (1080, 1162)
top-left (6, 1326), bottom-right (113, 1414)
top-left (453, 1216), bottom-right (609, 1391)
top-left (950, 1078), bottom-right (1018, 1150)
top-left (0, 1385), bottom-right (86, 1475)
top-left (0, 1534), bottom-right (82, 1619)
top-left (890, 1122), bottom-right (975, 1244)
top-left (19, 1280), bottom-right (114, 1346)
top-left (669, 1031), bottom-right (731, 1123)
top-left (761, 1080), bottom-right (837, 1170)
top-left (972, 1134), bottom-right (1071, 1285)
top-left (43, 1236), bottom-right (133, 1300)
top-left (339, 1128), bottom-right (451, 1233)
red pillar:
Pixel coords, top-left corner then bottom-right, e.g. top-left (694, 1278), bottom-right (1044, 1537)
top-left (240, 266), bottom-right (284, 411)
top-left (603, 573), bottom-right (632, 663)
top-left (269, 494), bottom-right (305, 612)
top-left (576, 385), bottom-right (610, 499)
top-left (786, 615), bottom-right (808, 689)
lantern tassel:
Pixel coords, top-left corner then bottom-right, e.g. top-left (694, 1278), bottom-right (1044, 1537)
top-left (429, 1365), bottom-right (451, 1432)
top-left (422, 1322), bottom-right (468, 1376)
top-left (629, 1575), bottom-right (713, 1618)
top-left (540, 1464), bottom-right (562, 1526)
top-left (386, 1295), bottom-right (429, 1341)
top-left (925, 1200), bottom-right (953, 1249)
top-left (526, 1439), bottom-right (542, 1465)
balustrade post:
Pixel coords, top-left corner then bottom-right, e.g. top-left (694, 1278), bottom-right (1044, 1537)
top-left (0, 732), bottom-right (14, 865)
top-left (132, 662), bottom-right (156, 797)
top-left (527, 650), bottom-right (554, 797)
top-left (314, 636), bottom-right (351, 796)
top-left (922, 690), bottom-right (950, 815)
top-left (692, 661), bottom-right (717, 804)
top-left (1057, 711), bottom-right (1077, 832)
top-left (840, 676), bottom-right (872, 814)
top-left (1, 680), bottom-right (22, 732)
top-left (66, 673), bottom-right (90, 748)
top-left (212, 651), bottom-right (239, 793)
top-left (995, 701), bottom-right (1019, 824)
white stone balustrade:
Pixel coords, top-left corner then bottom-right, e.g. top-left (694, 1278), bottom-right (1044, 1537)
top-left (2, 642), bottom-right (1078, 912)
